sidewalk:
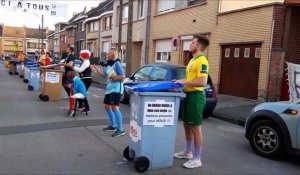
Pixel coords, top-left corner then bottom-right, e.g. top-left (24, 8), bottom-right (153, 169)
top-left (213, 94), bottom-right (262, 125)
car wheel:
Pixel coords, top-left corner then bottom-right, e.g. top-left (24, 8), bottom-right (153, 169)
top-left (249, 120), bottom-right (284, 159)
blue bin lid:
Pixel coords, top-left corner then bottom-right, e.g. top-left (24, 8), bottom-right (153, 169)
top-left (127, 81), bottom-right (183, 92)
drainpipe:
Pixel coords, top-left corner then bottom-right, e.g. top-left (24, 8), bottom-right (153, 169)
top-left (144, 0), bottom-right (151, 65)
top-left (265, 19), bottom-right (275, 102)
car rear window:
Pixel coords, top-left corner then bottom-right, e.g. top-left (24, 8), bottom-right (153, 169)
top-left (174, 67), bottom-right (186, 79)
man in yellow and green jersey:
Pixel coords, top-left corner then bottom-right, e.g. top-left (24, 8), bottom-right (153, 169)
top-left (173, 35), bottom-right (209, 169)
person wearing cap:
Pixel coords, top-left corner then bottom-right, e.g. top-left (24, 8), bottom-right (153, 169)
top-left (71, 50), bottom-right (92, 113)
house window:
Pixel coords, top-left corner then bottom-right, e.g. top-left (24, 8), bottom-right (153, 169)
top-left (102, 41), bottom-right (111, 54)
top-left (94, 21), bottom-right (99, 31)
top-left (54, 39), bottom-right (59, 46)
top-left (155, 39), bottom-right (172, 62)
top-left (138, 0), bottom-right (145, 18)
top-left (188, 0), bottom-right (206, 6)
top-left (244, 48), bottom-right (250, 58)
top-left (104, 16), bottom-right (112, 30)
top-left (64, 35), bottom-right (67, 43)
top-left (89, 22), bottom-right (94, 32)
top-left (122, 5), bottom-right (129, 22)
top-left (68, 28), bottom-right (75, 37)
top-left (27, 42), bottom-right (36, 49)
top-left (87, 42), bottom-right (93, 52)
top-left (78, 22), bottom-right (84, 32)
top-left (157, 0), bottom-right (175, 14)
top-left (81, 22), bottom-right (84, 31)
top-left (80, 40), bottom-right (85, 50)
top-left (225, 48), bottom-right (230, 58)
top-left (255, 48), bottom-right (261, 58)
top-left (234, 48), bottom-right (240, 58)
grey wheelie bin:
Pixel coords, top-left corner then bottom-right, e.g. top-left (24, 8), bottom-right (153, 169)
top-left (123, 82), bottom-right (185, 172)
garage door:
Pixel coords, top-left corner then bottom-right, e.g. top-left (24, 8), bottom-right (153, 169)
top-left (219, 44), bottom-right (261, 99)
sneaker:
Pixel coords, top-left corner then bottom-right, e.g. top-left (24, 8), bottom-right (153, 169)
top-left (67, 110), bottom-right (74, 118)
top-left (103, 126), bottom-right (117, 132)
top-left (112, 130), bottom-right (125, 137)
top-left (64, 96), bottom-right (70, 100)
top-left (82, 109), bottom-right (90, 113)
top-left (174, 151), bottom-right (193, 159)
top-left (182, 159), bottom-right (202, 169)
top-left (77, 107), bottom-right (85, 111)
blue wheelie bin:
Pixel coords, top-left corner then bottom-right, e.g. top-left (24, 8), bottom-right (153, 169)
top-left (15, 61), bottom-right (22, 75)
top-left (23, 63), bottom-right (39, 83)
top-left (123, 82), bottom-right (185, 172)
top-left (28, 67), bottom-right (40, 91)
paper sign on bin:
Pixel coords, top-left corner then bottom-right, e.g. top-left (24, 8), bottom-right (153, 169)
top-left (143, 100), bottom-right (175, 127)
top-left (45, 72), bottom-right (60, 83)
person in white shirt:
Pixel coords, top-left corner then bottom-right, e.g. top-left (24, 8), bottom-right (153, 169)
top-left (71, 50), bottom-right (92, 113)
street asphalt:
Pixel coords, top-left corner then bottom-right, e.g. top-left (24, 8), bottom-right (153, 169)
top-left (0, 61), bottom-right (299, 174)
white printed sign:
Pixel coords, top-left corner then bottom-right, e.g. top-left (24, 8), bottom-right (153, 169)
top-left (45, 72), bottom-right (59, 83)
top-left (31, 72), bottom-right (40, 79)
top-left (130, 120), bottom-right (142, 143)
top-left (143, 100), bottom-right (175, 127)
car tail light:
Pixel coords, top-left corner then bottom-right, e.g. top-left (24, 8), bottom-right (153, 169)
top-left (212, 88), bottom-right (217, 97)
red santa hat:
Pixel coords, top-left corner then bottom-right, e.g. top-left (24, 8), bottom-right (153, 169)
top-left (80, 50), bottom-right (91, 59)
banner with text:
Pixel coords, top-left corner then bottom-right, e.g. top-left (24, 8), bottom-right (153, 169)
top-left (0, 0), bottom-right (68, 17)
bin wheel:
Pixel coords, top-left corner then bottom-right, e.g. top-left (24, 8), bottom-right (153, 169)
top-left (42, 95), bottom-right (49, 102)
top-left (23, 79), bottom-right (28, 83)
top-left (39, 94), bottom-right (43, 100)
top-left (28, 85), bottom-right (33, 91)
top-left (9, 71), bottom-right (12, 75)
top-left (123, 146), bottom-right (134, 161)
top-left (134, 156), bottom-right (150, 173)
top-left (15, 72), bottom-right (19, 75)
top-left (20, 75), bottom-right (23, 78)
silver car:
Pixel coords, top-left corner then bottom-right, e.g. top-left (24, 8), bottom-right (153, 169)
top-left (245, 101), bottom-right (300, 158)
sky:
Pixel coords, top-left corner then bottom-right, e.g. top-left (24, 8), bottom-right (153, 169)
top-left (0, 0), bottom-right (103, 30)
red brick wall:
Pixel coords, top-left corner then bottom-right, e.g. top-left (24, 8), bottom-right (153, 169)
top-left (286, 7), bottom-right (300, 63)
top-left (267, 5), bottom-right (286, 101)
top-left (280, 6), bottom-right (300, 101)
top-left (272, 5), bottom-right (286, 49)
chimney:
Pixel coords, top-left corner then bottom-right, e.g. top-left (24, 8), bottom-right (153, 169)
top-left (84, 6), bottom-right (87, 13)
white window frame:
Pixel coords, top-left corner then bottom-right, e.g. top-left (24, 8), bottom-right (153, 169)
top-left (105, 16), bottom-right (112, 30)
top-left (94, 21), bottom-right (99, 31)
top-left (234, 48), bottom-right (240, 58)
top-left (244, 48), bottom-right (250, 58)
top-left (81, 22), bottom-right (84, 32)
top-left (156, 52), bottom-right (171, 62)
top-left (90, 22), bottom-right (94, 32)
top-left (102, 41), bottom-right (111, 53)
top-left (255, 48), bottom-right (261, 58)
top-left (157, 0), bottom-right (175, 14)
top-left (155, 39), bottom-right (172, 62)
top-left (225, 48), bottom-right (230, 58)
top-left (122, 5), bottom-right (129, 23)
top-left (138, 0), bottom-right (145, 19)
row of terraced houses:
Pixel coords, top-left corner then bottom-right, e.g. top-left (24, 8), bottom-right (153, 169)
top-left (46, 0), bottom-right (300, 102)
